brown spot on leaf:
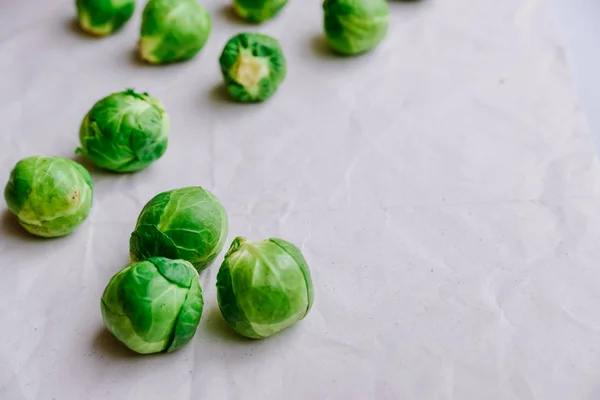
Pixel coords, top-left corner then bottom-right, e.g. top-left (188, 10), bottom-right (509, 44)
top-left (69, 189), bottom-right (80, 203)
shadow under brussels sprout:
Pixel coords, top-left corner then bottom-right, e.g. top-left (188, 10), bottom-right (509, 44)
top-left (310, 34), bottom-right (378, 59)
top-left (310, 34), bottom-right (341, 59)
top-left (0, 209), bottom-right (48, 242)
top-left (125, 46), bottom-right (202, 69)
top-left (128, 47), bottom-right (151, 68)
top-left (203, 304), bottom-right (306, 343)
top-left (92, 306), bottom-right (258, 359)
top-left (217, 4), bottom-right (254, 26)
top-left (72, 154), bottom-right (162, 180)
top-left (93, 306), bottom-right (252, 359)
top-left (208, 84), bottom-right (236, 104)
top-left (389, 0), bottom-right (430, 11)
top-left (72, 154), bottom-right (117, 177)
top-left (202, 306), bottom-right (253, 343)
top-left (215, 4), bottom-right (286, 26)
top-left (208, 83), bottom-right (265, 106)
top-left (126, 47), bottom-right (192, 68)
top-left (65, 17), bottom-right (104, 41)
top-left (93, 328), bottom-right (146, 360)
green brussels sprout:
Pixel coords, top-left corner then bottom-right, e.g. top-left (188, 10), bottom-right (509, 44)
top-left (75, 0), bottom-right (136, 37)
top-left (216, 237), bottom-right (314, 339)
top-left (4, 156), bottom-right (93, 238)
top-left (77, 89), bottom-right (169, 173)
top-left (323, 0), bottom-right (390, 55)
top-left (138, 0), bottom-right (212, 64)
top-left (219, 33), bottom-right (286, 102)
top-left (101, 257), bottom-right (204, 354)
top-left (130, 187), bottom-right (228, 271)
top-left (232, 0), bottom-right (288, 23)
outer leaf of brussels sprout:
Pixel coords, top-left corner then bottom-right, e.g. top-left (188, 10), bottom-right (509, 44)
top-left (139, 0), bottom-right (212, 64)
top-left (216, 237), bottom-right (314, 339)
top-left (118, 262), bottom-right (187, 341)
top-left (269, 238), bottom-right (315, 316)
top-left (77, 89), bottom-right (169, 173)
top-left (168, 276), bottom-right (204, 351)
top-left (323, 0), bottom-right (389, 55)
top-left (3, 156), bottom-right (93, 237)
top-left (216, 239), bottom-right (258, 338)
top-left (76, 0), bottom-right (136, 36)
top-left (232, 0), bottom-right (288, 23)
top-left (219, 33), bottom-right (286, 103)
top-left (130, 187), bottom-right (229, 271)
top-left (100, 257), bottom-right (204, 354)
top-left (101, 267), bottom-right (167, 354)
top-left (130, 224), bottom-right (181, 261)
top-left (153, 256), bottom-right (195, 287)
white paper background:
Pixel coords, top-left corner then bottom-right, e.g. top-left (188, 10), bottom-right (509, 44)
top-left (2, 0), bottom-right (600, 399)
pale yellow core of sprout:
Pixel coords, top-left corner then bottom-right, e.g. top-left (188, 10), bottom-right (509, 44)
top-left (231, 51), bottom-right (270, 95)
top-left (138, 37), bottom-right (162, 64)
top-left (79, 12), bottom-right (113, 37)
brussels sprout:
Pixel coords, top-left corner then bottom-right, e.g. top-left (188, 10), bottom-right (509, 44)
top-left (4, 156), bottom-right (93, 238)
top-left (130, 187), bottom-right (228, 271)
top-left (75, 0), bottom-right (136, 37)
top-left (138, 0), bottom-right (212, 64)
top-left (101, 257), bottom-right (204, 354)
top-left (232, 0), bottom-right (288, 23)
top-left (216, 237), bottom-right (314, 339)
top-left (219, 33), bottom-right (286, 102)
top-left (77, 89), bottom-right (169, 173)
top-left (323, 0), bottom-right (389, 55)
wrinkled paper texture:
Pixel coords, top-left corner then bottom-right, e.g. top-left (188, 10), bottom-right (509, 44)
top-left (1, 0), bottom-right (600, 399)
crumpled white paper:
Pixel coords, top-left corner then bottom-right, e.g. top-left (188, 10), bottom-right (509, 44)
top-left (1, 0), bottom-right (600, 399)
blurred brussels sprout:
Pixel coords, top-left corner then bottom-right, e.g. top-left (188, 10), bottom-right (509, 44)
top-left (77, 89), bottom-right (169, 173)
top-left (101, 257), bottom-right (204, 354)
top-left (323, 0), bottom-right (389, 55)
top-left (216, 237), bottom-right (314, 339)
top-left (139, 0), bottom-right (212, 64)
top-left (4, 156), bottom-right (93, 238)
top-left (75, 0), bottom-right (136, 37)
top-left (130, 187), bottom-right (228, 271)
top-left (232, 0), bottom-right (288, 23)
top-left (219, 33), bottom-right (286, 102)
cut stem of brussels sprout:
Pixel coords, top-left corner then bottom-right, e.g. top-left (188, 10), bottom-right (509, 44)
top-left (138, 0), bottom-right (212, 64)
top-left (76, 0), bottom-right (136, 37)
top-left (78, 13), bottom-right (112, 37)
top-left (219, 33), bottom-right (287, 102)
top-left (232, 0), bottom-right (288, 23)
top-left (77, 89), bottom-right (169, 173)
top-left (216, 237), bottom-right (314, 339)
top-left (231, 51), bottom-right (271, 95)
top-left (4, 156), bottom-right (93, 238)
top-left (130, 186), bottom-right (229, 271)
top-left (101, 257), bottom-right (204, 354)
top-left (138, 37), bottom-right (163, 65)
top-left (323, 0), bottom-right (390, 55)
